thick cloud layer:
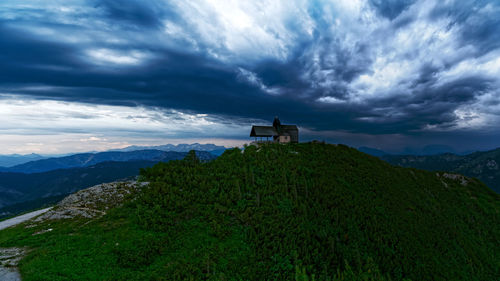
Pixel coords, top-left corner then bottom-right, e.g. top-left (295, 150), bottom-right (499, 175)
top-left (0, 0), bottom-right (499, 153)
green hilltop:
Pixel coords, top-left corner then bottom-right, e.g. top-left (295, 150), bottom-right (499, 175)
top-left (0, 143), bottom-right (498, 280)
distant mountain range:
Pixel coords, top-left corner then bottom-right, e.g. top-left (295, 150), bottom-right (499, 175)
top-left (0, 150), bottom-right (216, 174)
top-left (0, 143), bottom-right (227, 170)
top-left (0, 153), bottom-right (46, 167)
top-left (358, 145), bottom-right (474, 156)
top-left (381, 148), bottom-right (500, 193)
top-left (112, 143), bottom-right (227, 155)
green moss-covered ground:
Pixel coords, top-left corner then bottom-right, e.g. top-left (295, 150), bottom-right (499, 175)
top-left (0, 143), bottom-right (498, 280)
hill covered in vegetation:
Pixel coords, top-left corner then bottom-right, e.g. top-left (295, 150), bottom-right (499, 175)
top-left (0, 151), bottom-right (216, 218)
top-left (0, 143), bottom-right (498, 280)
top-left (0, 160), bottom-right (159, 217)
top-left (382, 148), bottom-right (500, 193)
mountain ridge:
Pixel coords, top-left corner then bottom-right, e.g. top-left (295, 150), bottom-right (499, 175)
top-left (0, 150), bottom-right (215, 174)
top-left (0, 153), bottom-right (46, 168)
top-left (111, 143), bottom-right (227, 155)
top-left (381, 147), bottom-right (500, 193)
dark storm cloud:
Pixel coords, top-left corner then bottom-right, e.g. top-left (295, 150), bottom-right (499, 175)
top-left (0, 22), bottom-right (306, 123)
top-left (0, 0), bottom-right (499, 151)
top-left (0, 24), bottom-right (80, 70)
top-left (369, 0), bottom-right (417, 20)
top-left (429, 1), bottom-right (500, 54)
top-left (363, 75), bottom-right (493, 132)
top-left (90, 0), bottom-right (171, 29)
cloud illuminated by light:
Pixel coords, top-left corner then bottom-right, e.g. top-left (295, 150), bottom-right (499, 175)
top-left (0, 96), bottom-right (248, 153)
top-left (86, 49), bottom-right (150, 65)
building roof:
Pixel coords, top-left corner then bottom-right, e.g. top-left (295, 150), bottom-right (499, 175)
top-left (250, 117), bottom-right (299, 139)
top-left (250, 126), bottom-right (278, 137)
top-left (281, 125), bottom-right (298, 131)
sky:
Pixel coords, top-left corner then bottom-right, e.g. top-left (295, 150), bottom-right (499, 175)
top-left (0, 0), bottom-right (499, 154)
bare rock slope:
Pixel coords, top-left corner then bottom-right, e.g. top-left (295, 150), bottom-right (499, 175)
top-left (34, 181), bottom-right (148, 222)
top-left (0, 247), bottom-right (26, 281)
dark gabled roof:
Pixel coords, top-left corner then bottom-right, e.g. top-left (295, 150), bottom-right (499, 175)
top-left (250, 126), bottom-right (278, 137)
top-left (281, 125), bottom-right (298, 131)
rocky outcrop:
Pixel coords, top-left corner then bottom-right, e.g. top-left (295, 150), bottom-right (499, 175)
top-left (439, 173), bottom-right (470, 186)
top-left (34, 181), bottom-right (148, 222)
top-left (0, 247), bottom-right (26, 281)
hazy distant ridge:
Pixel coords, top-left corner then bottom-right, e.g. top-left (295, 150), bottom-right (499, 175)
top-left (0, 149), bottom-right (217, 174)
top-left (0, 153), bottom-right (46, 167)
top-left (112, 143), bottom-right (226, 154)
top-left (381, 148), bottom-right (500, 193)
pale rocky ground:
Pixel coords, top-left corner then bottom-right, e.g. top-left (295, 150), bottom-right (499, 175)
top-left (0, 247), bottom-right (26, 281)
top-left (437, 172), bottom-right (470, 187)
top-left (32, 181), bottom-right (148, 223)
top-left (0, 209), bottom-right (53, 281)
top-left (0, 180), bottom-right (148, 281)
top-left (440, 173), bottom-right (470, 186)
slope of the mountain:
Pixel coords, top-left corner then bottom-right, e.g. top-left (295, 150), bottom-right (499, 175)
top-left (0, 143), bottom-right (497, 281)
top-left (357, 146), bottom-right (390, 157)
top-left (0, 153), bottom-right (46, 168)
top-left (0, 160), bottom-right (158, 213)
top-left (420, 144), bottom-right (456, 155)
top-left (0, 151), bottom-right (216, 217)
top-left (2, 150), bottom-right (215, 174)
top-left (381, 148), bottom-right (500, 193)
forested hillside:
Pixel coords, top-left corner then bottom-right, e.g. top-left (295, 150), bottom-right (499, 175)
top-left (0, 143), bottom-right (498, 280)
top-left (0, 150), bottom-right (217, 218)
top-left (382, 148), bottom-right (500, 193)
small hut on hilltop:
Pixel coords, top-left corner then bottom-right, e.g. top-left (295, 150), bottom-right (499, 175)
top-left (250, 117), bottom-right (299, 143)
